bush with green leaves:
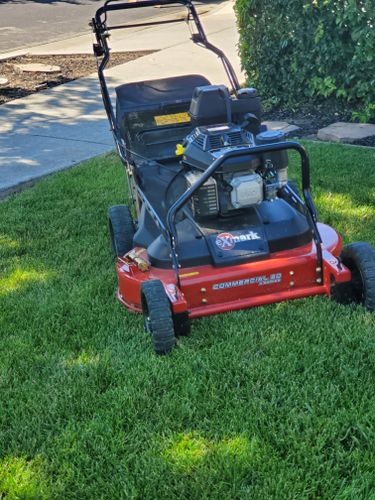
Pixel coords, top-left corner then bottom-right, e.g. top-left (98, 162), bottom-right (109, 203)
top-left (235, 0), bottom-right (375, 121)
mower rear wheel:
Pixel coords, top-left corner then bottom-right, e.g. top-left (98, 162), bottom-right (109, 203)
top-left (108, 205), bottom-right (135, 257)
top-left (332, 242), bottom-right (375, 312)
top-left (140, 280), bottom-right (176, 354)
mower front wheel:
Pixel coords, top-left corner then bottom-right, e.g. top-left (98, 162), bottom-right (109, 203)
top-left (332, 242), bottom-right (375, 312)
top-left (108, 205), bottom-right (135, 257)
top-left (141, 280), bottom-right (177, 355)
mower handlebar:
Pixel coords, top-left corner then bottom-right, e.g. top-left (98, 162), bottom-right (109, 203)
top-left (166, 140), bottom-right (323, 283)
top-left (92, 0), bottom-right (241, 133)
top-left (166, 141), bottom-right (312, 241)
top-left (95, 0), bottom-right (191, 24)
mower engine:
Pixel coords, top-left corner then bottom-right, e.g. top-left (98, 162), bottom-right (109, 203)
top-left (182, 125), bottom-right (289, 220)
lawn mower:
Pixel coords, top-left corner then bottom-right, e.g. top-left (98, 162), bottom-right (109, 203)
top-left (92, 0), bottom-right (375, 354)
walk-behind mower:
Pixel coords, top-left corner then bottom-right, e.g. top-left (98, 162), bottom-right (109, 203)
top-left (92, 0), bottom-right (375, 354)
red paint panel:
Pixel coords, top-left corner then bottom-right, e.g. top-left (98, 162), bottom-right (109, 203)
top-left (188, 285), bottom-right (327, 318)
top-left (115, 223), bottom-right (349, 318)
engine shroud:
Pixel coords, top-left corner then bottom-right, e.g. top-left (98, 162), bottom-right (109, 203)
top-left (182, 124), bottom-right (260, 173)
top-left (182, 124), bottom-right (289, 218)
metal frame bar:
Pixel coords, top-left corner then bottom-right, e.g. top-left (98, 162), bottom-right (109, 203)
top-left (106, 18), bottom-right (187, 30)
top-left (166, 142), bottom-right (323, 285)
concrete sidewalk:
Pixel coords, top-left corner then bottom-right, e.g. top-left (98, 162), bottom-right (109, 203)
top-left (0, 1), bottom-right (244, 198)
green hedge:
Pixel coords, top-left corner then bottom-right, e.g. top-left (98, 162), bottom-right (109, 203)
top-left (235, 0), bottom-right (375, 121)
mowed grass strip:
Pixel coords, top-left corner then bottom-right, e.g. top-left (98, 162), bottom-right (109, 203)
top-left (0, 143), bottom-right (375, 498)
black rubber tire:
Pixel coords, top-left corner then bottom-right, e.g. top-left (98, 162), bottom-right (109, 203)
top-left (108, 205), bottom-right (135, 257)
top-left (141, 280), bottom-right (177, 354)
top-left (332, 242), bottom-right (375, 312)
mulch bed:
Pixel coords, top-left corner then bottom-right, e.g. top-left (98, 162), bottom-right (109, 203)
top-left (264, 103), bottom-right (375, 147)
top-left (0, 52), bottom-right (154, 105)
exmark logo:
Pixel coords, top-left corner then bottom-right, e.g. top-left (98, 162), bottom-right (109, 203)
top-left (213, 273), bottom-right (282, 290)
top-left (215, 231), bottom-right (261, 251)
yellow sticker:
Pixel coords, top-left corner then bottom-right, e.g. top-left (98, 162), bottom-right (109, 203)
top-left (179, 271), bottom-right (200, 278)
top-left (154, 112), bottom-right (191, 126)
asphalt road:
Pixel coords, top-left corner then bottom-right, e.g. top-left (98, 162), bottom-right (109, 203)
top-left (0, 0), bottom-right (190, 53)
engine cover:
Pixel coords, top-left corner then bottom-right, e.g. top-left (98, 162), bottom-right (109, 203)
top-left (229, 173), bottom-right (263, 208)
top-left (182, 124), bottom-right (260, 173)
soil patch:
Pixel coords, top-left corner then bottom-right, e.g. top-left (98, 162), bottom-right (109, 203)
top-left (0, 52), bottom-right (154, 105)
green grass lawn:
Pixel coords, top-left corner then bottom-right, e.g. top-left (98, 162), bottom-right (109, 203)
top-left (1, 142), bottom-right (375, 499)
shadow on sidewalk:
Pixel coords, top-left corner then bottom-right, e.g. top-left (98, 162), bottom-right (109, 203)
top-left (0, 75), bottom-right (113, 191)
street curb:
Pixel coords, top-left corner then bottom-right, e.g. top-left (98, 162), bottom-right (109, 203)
top-left (0, 50), bottom-right (29, 62)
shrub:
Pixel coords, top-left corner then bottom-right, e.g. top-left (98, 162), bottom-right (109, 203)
top-left (235, 0), bottom-right (375, 120)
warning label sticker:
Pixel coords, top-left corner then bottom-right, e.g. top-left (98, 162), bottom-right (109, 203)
top-left (154, 112), bottom-right (191, 126)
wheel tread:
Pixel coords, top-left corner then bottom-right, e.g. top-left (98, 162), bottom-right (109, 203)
top-left (334, 242), bottom-right (375, 312)
top-left (108, 205), bottom-right (135, 257)
top-left (141, 280), bottom-right (176, 354)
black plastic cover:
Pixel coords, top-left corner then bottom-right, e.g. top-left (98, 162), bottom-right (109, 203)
top-left (116, 74), bottom-right (210, 114)
top-left (147, 199), bottom-right (312, 268)
top-left (188, 85), bottom-right (262, 130)
top-left (189, 85), bottom-right (231, 126)
top-left (231, 87), bottom-right (262, 130)
top-left (115, 74), bottom-right (210, 160)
